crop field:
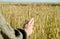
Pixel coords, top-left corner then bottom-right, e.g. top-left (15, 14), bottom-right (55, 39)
top-left (0, 2), bottom-right (60, 39)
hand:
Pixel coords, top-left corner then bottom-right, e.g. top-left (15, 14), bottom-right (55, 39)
top-left (23, 18), bottom-right (34, 36)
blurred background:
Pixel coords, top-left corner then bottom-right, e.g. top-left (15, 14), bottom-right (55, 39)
top-left (0, 0), bottom-right (60, 2)
top-left (0, 2), bottom-right (60, 39)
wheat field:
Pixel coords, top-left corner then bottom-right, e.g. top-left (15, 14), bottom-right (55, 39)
top-left (0, 2), bottom-right (60, 39)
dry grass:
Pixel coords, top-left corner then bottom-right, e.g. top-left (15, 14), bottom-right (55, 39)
top-left (0, 3), bottom-right (60, 39)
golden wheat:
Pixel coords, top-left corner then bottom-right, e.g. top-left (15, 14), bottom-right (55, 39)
top-left (0, 3), bottom-right (60, 39)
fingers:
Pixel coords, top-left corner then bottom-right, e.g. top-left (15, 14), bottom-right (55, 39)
top-left (28, 18), bottom-right (34, 26)
top-left (23, 18), bottom-right (34, 36)
top-left (23, 18), bottom-right (34, 28)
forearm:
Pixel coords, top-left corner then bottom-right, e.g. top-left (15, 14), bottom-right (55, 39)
top-left (14, 29), bottom-right (27, 39)
top-left (0, 13), bottom-right (16, 39)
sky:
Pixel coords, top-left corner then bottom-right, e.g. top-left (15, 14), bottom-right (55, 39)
top-left (0, 0), bottom-right (60, 2)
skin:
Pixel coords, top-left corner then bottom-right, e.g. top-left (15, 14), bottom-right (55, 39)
top-left (23, 18), bottom-right (34, 36)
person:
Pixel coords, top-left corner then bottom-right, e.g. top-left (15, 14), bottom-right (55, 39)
top-left (0, 12), bottom-right (34, 39)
